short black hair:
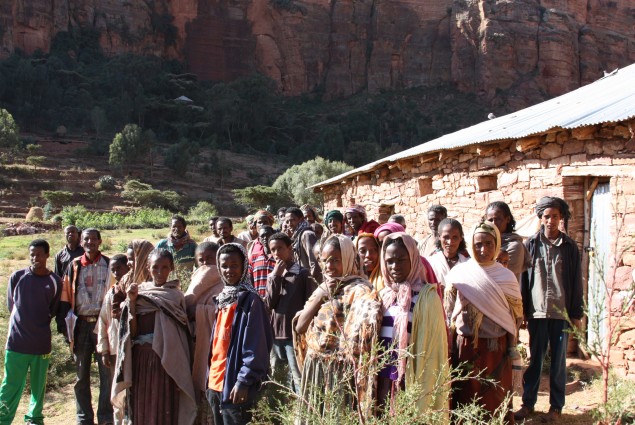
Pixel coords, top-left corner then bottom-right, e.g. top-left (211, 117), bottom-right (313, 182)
top-left (82, 228), bottom-right (102, 240)
top-left (196, 241), bottom-right (219, 256)
top-left (208, 216), bottom-right (219, 222)
top-left (216, 217), bottom-right (233, 228)
top-left (29, 239), bottom-right (50, 254)
top-left (148, 248), bottom-right (175, 269)
top-left (110, 254), bottom-right (128, 267)
top-left (389, 214), bottom-right (406, 226)
top-left (285, 207), bottom-right (304, 219)
top-left (277, 207), bottom-right (287, 215)
top-left (171, 215), bottom-right (187, 227)
top-left (428, 205), bottom-right (448, 218)
top-left (217, 244), bottom-right (246, 265)
top-left (268, 232), bottom-right (292, 247)
top-left (259, 225), bottom-right (276, 236)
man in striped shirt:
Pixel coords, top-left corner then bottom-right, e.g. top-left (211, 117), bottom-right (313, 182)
top-left (248, 226), bottom-right (276, 298)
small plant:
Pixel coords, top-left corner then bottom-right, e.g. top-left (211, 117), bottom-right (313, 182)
top-left (187, 201), bottom-right (218, 225)
top-left (41, 190), bottom-right (74, 208)
top-left (26, 155), bottom-right (46, 170)
top-left (95, 175), bottom-right (117, 191)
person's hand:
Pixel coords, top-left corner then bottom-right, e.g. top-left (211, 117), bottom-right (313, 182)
top-left (102, 353), bottom-right (111, 368)
top-left (273, 259), bottom-right (286, 277)
top-left (127, 283), bottom-right (138, 302)
top-left (319, 279), bottom-right (338, 297)
top-left (229, 384), bottom-right (249, 404)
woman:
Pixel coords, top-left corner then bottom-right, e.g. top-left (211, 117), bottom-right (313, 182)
top-left (113, 249), bottom-right (196, 425)
top-left (373, 222), bottom-right (406, 245)
top-left (355, 233), bottom-right (383, 291)
top-left (485, 201), bottom-right (531, 284)
top-left (301, 204), bottom-right (321, 224)
top-left (294, 234), bottom-right (382, 423)
top-left (445, 222), bottom-right (523, 423)
top-left (378, 233), bottom-right (449, 422)
top-left (324, 210), bottom-right (345, 236)
top-left (426, 218), bottom-right (469, 293)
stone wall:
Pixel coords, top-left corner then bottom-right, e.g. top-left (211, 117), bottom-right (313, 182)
top-left (320, 119), bottom-right (635, 376)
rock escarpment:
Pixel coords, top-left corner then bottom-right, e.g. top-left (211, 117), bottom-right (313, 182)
top-left (1, 0), bottom-right (634, 106)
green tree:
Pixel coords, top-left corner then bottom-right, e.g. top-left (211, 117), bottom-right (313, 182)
top-left (233, 185), bottom-right (291, 212)
top-left (41, 190), bottom-right (73, 207)
top-left (272, 156), bottom-right (353, 206)
top-left (109, 124), bottom-right (148, 172)
top-left (26, 155), bottom-right (46, 170)
top-left (163, 140), bottom-right (191, 177)
top-left (90, 106), bottom-right (109, 137)
top-left (0, 109), bottom-right (20, 148)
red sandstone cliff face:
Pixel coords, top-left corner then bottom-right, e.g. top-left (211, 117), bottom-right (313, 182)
top-left (1, 0), bottom-right (634, 106)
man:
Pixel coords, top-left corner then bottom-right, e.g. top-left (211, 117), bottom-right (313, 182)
top-left (417, 205), bottom-right (447, 257)
top-left (345, 204), bottom-right (379, 237)
top-left (515, 197), bottom-right (583, 423)
top-left (248, 225), bottom-right (277, 297)
top-left (284, 207), bottom-right (322, 281)
top-left (156, 215), bottom-right (198, 271)
top-left (57, 228), bottom-right (113, 425)
top-left (54, 225), bottom-right (85, 277)
top-left (248, 210), bottom-right (276, 260)
top-left (276, 207), bottom-right (287, 232)
top-left (0, 239), bottom-right (62, 425)
top-left (237, 215), bottom-right (257, 245)
top-left (205, 216), bottom-right (220, 243)
top-left (214, 217), bottom-right (247, 248)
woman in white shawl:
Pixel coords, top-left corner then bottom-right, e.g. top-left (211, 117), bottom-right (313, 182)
top-left (445, 222), bottom-right (523, 423)
top-left (425, 218), bottom-right (469, 296)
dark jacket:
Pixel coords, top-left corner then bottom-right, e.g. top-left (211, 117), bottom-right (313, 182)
top-left (521, 229), bottom-right (583, 320)
top-left (209, 290), bottom-right (273, 407)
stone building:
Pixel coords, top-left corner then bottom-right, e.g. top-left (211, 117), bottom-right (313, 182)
top-left (313, 63), bottom-right (635, 376)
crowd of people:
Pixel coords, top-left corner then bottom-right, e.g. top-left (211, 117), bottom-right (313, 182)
top-left (0, 197), bottom-right (583, 425)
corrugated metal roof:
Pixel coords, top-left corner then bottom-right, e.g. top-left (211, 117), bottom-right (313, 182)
top-left (313, 63), bottom-right (635, 189)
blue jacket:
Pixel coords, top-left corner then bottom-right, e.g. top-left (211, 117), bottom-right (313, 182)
top-left (210, 290), bottom-right (273, 407)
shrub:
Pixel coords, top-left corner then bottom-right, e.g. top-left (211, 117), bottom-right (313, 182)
top-left (187, 201), bottom-right (218, 224)
top-left (121, 179), bottom-right (182, 210)
top-left (41, 190), bottom-right (74, 208)
top-left (26, 155), bottom-right (46, 170)
top-left (0, 109), bottom-right (20, 149)
top-left (95, 175), bottom-right (117, 191)
top-left (233, 185), bottom-right (291, 212)
top-left (60, 205), bottom-right (173, 229)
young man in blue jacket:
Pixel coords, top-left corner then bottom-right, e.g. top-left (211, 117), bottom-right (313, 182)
top-left (207, 243), bottom-right (273, 425)
top-left (0, 239), bottom-right (62, 425)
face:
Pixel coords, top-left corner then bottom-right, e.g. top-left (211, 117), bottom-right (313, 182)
top-left (259, 229), bottom-right (274, 254)
top-left (328, 219), bottom-right (343, 235)
top-left (285, 213), bottom-right (301, 233)
top-left (208, 220), bottom-right (217, 233)
top-left (321, 243), bottom-right (344, 278)
top-left (278, 211), bottom-right (286, 223)
top-left (345, 212), bottom-right (364, 233)
top-left (269, 239), bottom-right (292, 263)
top-left (357, 237), bottom-right (379, 275)
top-left (541, 207), bottom-right (562, 238)
top-left (376, 230), bottom-right (391, 244)
top-left (110, 261), bottom-right (130, 281)
top-left (171, 219), bottom-right (186, 238)
top-left (428, 211), bottom-right (444, 235)
top-left (126, 248), bottom-right (135, 270)
top-left (81, 231), bottom-right (102, 254)
top-left (219, 252), bottom-right (244, 286)
top-left (29, 246), bottom-right (49, 270)
top-left (196, 248), bottom-right (216, 267)
top-left (486, 207), bottom-right (511, 234)
top-left (439, 224), bottom-right (462, 258)
top-left (65, 227), bottom-right (80, 246)
top-left (216, 221), bottom-right (232, 239)
top-left (473, 233), bottom-right (497, 264)
top-left (497, 252), bottom-right (510, 268)
top-left (384, 243), bottom-right (411, 284)
top-left (255, 217), bottom-right (270, 231)
top-left (303, 209), bottom-right (315, 223)
top-left (149, 256), bottom-right (174, 285)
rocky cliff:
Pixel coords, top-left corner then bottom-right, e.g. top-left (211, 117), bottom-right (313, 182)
top-left (1, 0), bottom-right (634, 107)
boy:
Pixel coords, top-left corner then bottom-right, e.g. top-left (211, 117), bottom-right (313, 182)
top-left (207, 244), bottom-right (272, 425)
top-left (496, 249), bottom-right (510, 269)
top-left (0, 239), bottom-right (62, 425)
top-left (96, 254), bottom-right (129, 425)
top-left (265, 232), bottom-right (316, 393)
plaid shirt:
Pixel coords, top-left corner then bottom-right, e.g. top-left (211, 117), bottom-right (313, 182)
top-left (249, 254), bottom-right (276, 298)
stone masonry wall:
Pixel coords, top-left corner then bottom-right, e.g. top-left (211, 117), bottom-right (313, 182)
top-left (320, 119), bottom-right (635, 376)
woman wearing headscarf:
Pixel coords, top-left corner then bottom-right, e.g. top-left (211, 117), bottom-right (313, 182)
top-left (355, 233), bottom-right (383, 291)
top-left (294, 234), bottom-right (382, 424)
top-left (324, 210), bottom-right (345, 237)
top-left (445, 222), bottom-right (523, 423)
top-left (377, 233), bottom-right (449, 422)
top-left (345, 204), bottom-right (380, 236)
top-left (485, 201), bottom-right (531, 284)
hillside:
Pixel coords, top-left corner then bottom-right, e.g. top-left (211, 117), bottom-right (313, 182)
top-left (0, 134), bottom-right (289, 218)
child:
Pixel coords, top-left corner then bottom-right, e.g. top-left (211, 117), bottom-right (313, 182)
top-left (96, 254), bottom-right (129, 425)
top-left (265, 232), bottom-right (316, 393)
top-left (207, 243), bottom-right (273, 425)
top-left (496, 249), bottom-right (510, 269)
top-left (0, 239), bottom-right (62, 425)
top-left (113, 249), bottom-right (196, 425)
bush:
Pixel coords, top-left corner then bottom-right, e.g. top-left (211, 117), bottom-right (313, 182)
top-left (95, 175), bottom-right (117, 191)
top-left (233, 185), bottom-right (291, 212)
top-left (60, 205), bottom-right (173, 229)
top-left (187, 201), bottom-right (218, 224)
top-left (121, 179), bottom-right (182, 211)
top-left (41, 190), bottom-right (74, 208)
top-left (26, 155), bottom-right (47, 170)
top-left (0, 109), bottom-right (20, 149)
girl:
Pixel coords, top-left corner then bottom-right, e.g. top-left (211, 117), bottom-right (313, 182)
top-left (355, 232), bottom-right (383, 291)
top-left (113, 249), bottom-right (196, 425)
top-left (426, 218), bottom-right (469, 298)
top-left (377, 233), bottom-right (449, 422)
top-left (294, 234), bottom-right (382, 423)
